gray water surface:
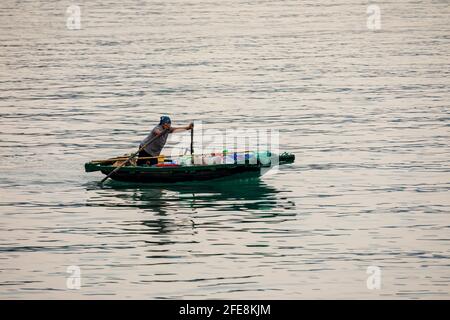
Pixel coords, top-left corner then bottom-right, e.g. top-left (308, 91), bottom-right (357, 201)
top-left (0, 0), bottom-right (449, 299)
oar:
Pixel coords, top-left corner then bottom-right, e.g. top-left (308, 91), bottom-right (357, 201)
top-left (99, 128), bottom-right (168, 187)
top-left (190, 122), bottom-right (194, 164)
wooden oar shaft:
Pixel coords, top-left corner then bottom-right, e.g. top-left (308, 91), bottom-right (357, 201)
top-left (92, 155), bottom-right (166, 163)
top-left (99, 129), bottom-right (167, 186)
top-left (190, 123), bottom-right (194, 164)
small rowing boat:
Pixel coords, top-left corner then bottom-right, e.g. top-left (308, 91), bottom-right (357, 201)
top-left (85, 151), bottom-right (295, 183)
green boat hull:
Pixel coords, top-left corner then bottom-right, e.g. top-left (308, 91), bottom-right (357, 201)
top-left (85, 152), bottom-right (295, 183)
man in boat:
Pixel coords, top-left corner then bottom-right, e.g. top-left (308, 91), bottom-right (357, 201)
top-left (137, 116), bottom-right (193, 165)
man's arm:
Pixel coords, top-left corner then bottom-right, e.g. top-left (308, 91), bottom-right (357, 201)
top-left (171, 123), bottom-right (193, 133)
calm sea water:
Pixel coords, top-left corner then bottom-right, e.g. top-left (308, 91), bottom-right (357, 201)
top-left (0, 0), bottom-right (449, 299)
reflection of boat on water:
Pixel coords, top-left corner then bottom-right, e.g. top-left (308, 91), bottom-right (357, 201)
top-left (86, 172), bottom-right (295, 214)
top-left (85, 174), bottom-right (296, 240)
top-left (116, 173), bottom-right (279, 210)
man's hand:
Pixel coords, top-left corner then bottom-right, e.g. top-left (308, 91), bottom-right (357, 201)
top-left (171, 123), bottom-right (194, 133)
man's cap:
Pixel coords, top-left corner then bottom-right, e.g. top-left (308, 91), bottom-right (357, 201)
top-left (159, 116), bottom-right (171, 125)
